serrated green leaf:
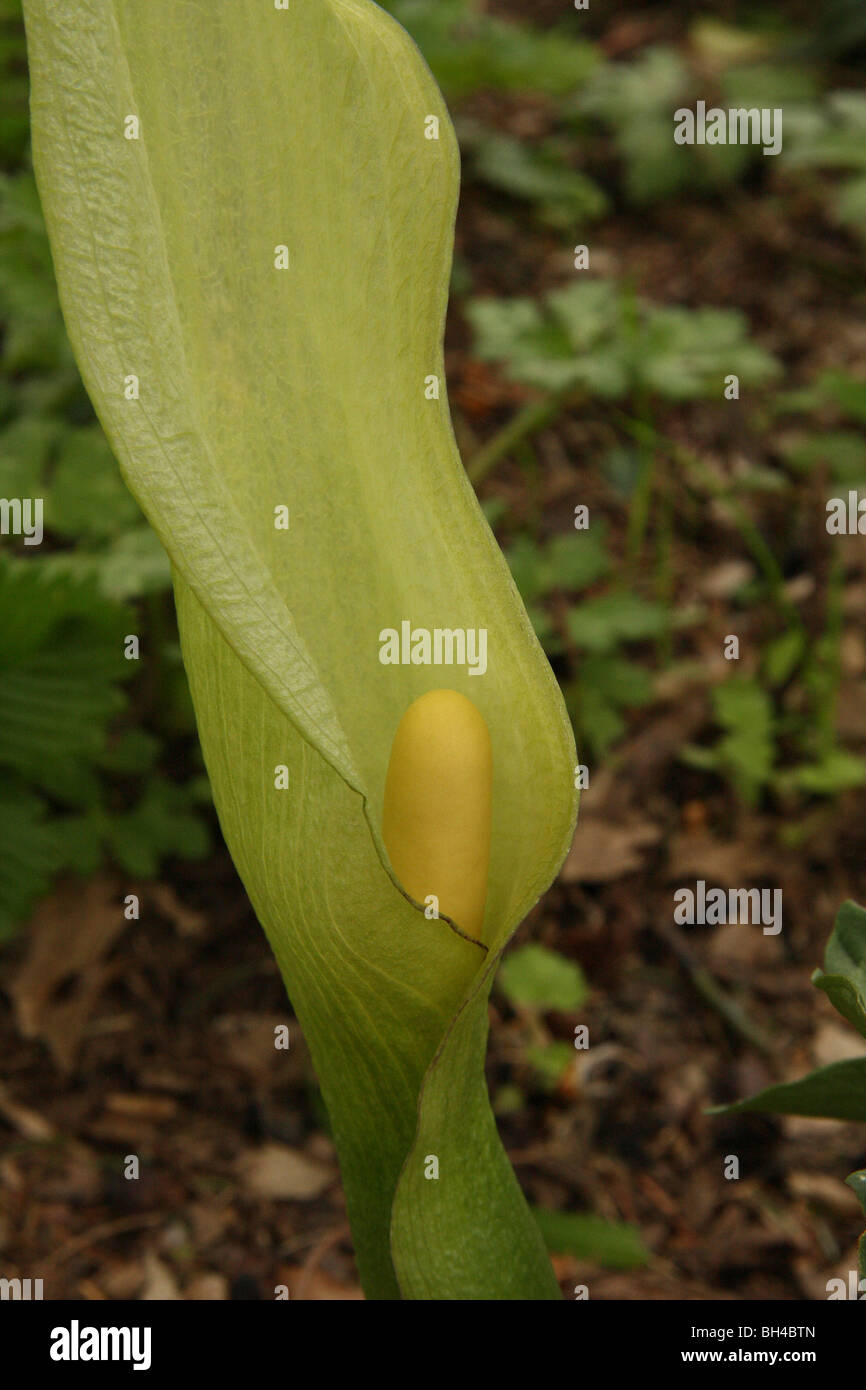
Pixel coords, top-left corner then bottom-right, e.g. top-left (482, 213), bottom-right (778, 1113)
top-left (469, 279), bottom-right (778, 405)
top-left (47, 425), bottom-right (141, 540)
top-left (469, 133), bottom-right (606, 228)
top-left (0, 414), bottom-right (61, 496)
top-left (42, 527), bottom-right (172, 601)
top-left (812, 901), bottom-right (866, 1039)
top-left (722, 61), bottom-right (818, 110)
top-left (567, 593), bottom-right (668, 653)
top-left (690, 18), bottom-right (774, 68)
top-left (781, 430), bottom-right (866, 485)
top-left (467, 294), bottom-right (580, 391)
top-left (25, 0), bottom-right (576, 1300)
top-left (711, 678), bottom-right (775, 806)
top-left (569, 654), bottom-right (654, 757)
top-left (711, 1058), bottom-right (866, 1123)
top-left (468, 280), bottom-right (630, 398)
top-left (526, 1040), bottom-right (576, 1088)
top-left (506, 530), bottom-right (609, 607)
top-left (762, 627), bottom-right (806, 687)
top-left (98, 728), bottom-right (160, 776)
top-left (580, 47), bottom-right (696, 204)
top-left (506, 534), bottom-right (547, 605)
top-left (0, 559), bottom-right (130, 802)
top-left (0, 784), bottom-right (62, 938)
top-left (640, 306), bottom-right (780, 400)
top-left (533, 1208), bottom-right (650, 1269)
top-left (546, 530), bottom-right (610, 593)
top-left (0, 171), bottom-right (69, 370)
top-left (499, 942), bottom-right (588, 1012)
top-left (819, 369), bottom-right (866, 424)
top-left (547, 281), bottom-right (623, 352)
top-left (786, 92), bottom-right (866, 173)
top-left (106, 775), bottom-right (210, 877)
top-left (782, 751), bottom-right (866, 797)
top-left (52, 809), bottom-right (107, 877)
top-left (581, 654), bottom-right (655, 706)
top-left (381, 0), bottom-right (598, 99)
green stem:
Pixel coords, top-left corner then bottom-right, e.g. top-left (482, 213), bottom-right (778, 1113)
top-left (466, 385), bottom-right (582, 486)
top-left (615, 410), bottom-right (803, 629)
top-left (624, 390), bottom-right (656, 577)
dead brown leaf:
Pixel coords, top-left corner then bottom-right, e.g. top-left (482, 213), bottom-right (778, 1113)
top-left (235, 1142), bottom-right (335, 1201)
top-left (812, 1021), bottom-right (866, 1068)
top-left (149, 882), bottom-right (207, 937)
top-left (140, 1250), bottom-right (181, 1301)
top-left (666, 832), bottom-right (775, 887)
top-left (211, 1013), bottom-right (290, 1077)
top-left (787, 1171), bottom-right (861, 1215)
top-left (560, 818), bottom-right (662, 884)
top-left (98, 1260), bottom-right (146, 1300)
top-left (706, 921), bottom-right (783, 973)
top-left (184, 1272), bottom-right (229, 1300)
top-left (700, 560), bottom-right (755, 600)
top-left (9, 877), bottom-right (126, 1074)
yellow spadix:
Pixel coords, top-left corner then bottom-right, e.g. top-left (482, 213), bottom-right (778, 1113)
top-left (382, 689), bottom-right (492, 940)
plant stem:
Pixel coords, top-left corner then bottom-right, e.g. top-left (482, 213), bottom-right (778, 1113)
top-left (466, 384), bottom-right (582, 486)
top-left (624, 389), bottom-right (656, 577)
top-left (615, 410), bottom-right (803, 629)
top-left (657, 918), bottom-right (778, 1056)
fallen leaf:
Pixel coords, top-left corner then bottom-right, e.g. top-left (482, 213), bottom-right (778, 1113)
top-left (560, 819), bottom-right (662, 884)
top-left (37, 1143), bottom-right (101, 1203)
top-left (184, 1272), bottom-right (229, 1300)
top-left (236, 1142), bottom-right (335, 1200)
top-left (186, 1202), bottom-right (234, 1249)
top-left (787, 1171), bottom-right (861, 1215)
top-left (140, 1250), bottom-right (181, 1301)
top-left (77, 1279), bottom-right (107, 1300)
top-left (149, 882), bottom-right (207, 937)
top-left (812, 1021), bottom-right (866, 1068)
top-left (9, 877), bottom-right (126, 1074)
top-left (211, 1013), bottom-right (292, 1077)
top-left (95, 1260), bottom-right (145, 1300)
top-left (707, 922), bottom-right (782, 973)
top-left (700, 560), bottom-right (754, 600)
top-left (666, 833), bottom-right (775, 887)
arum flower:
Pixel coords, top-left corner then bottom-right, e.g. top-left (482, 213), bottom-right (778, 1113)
top-left (25, 0), bottom-right (578, 1299)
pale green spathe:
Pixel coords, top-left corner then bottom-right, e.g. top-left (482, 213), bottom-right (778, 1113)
top-left (25, 0), bottom-right (577, 1298)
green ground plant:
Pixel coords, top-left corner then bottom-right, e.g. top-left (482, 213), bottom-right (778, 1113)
top-left (0, 10), bottom-right (209, 935)
top-left (714, 900), bottom-right (866, 1284)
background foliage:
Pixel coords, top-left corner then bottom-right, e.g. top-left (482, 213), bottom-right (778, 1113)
top-left (2, 0), bottom-right (866, 1295)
